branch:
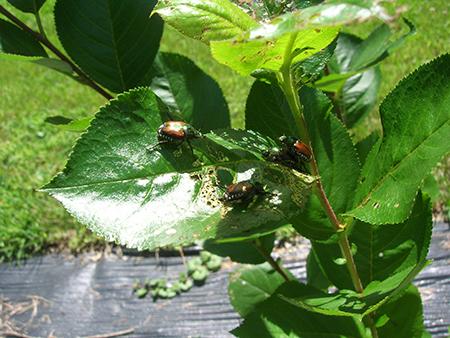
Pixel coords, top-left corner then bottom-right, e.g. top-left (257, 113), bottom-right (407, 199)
top-left (0, 5), bottom-right (113, 100)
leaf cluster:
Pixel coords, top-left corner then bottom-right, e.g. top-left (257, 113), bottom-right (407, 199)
top-left (1, 0), bottom-right (448, 337)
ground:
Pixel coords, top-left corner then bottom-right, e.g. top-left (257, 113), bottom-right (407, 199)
top-left (0, 0), bottom-right (449, 261)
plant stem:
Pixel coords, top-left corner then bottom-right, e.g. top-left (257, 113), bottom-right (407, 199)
top-left (254, 238), bottom-right (290, 282)
top-left (278, 33), bottom-right (378, 337)
top-left (0, 5), bottom-right (113, 100)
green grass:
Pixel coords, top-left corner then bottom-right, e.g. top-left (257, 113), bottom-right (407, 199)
top-left (0, 0), bottom-right (448, 261)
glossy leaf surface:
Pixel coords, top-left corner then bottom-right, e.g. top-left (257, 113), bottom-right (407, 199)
top-left (313, 193), bottom-right (432, 289)
top-left (327, 33), bottom-right (380, 127)
top-left (54, 0), bottom-right (163, 93)
top-left (348, 54), bottom-right (450, 224)
top-left (7, 0), bottom-right (46, 13)
top-left (42, 88), bottom-right (314, 250)
top-left (155, 0), bottom-right (257, 43)
top-left (228, 263), bottom-right (293, 317)
top-left (0, 18), bottom-right (47, 58)
top-left (232, 282), bottom-right (367, 338)
top-left (326, 20), bottom-right (414, 127)
top-left (145, 52), bottom-right (230, 132)
top-left (233, 272), bottom-right (425, 321)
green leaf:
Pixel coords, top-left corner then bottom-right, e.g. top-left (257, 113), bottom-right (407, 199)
top-left (355, 131), bottom-right (380, 166)
top-left (312, 71), bottom-right (357, 92)
top-left (0, 18), bottom-right (47, 58)
top-left (44, 116), bottom-right (92, 132)
top-left (246, 80), bottom-right (296, 140)
top-left (421, 173), bottom-right (440, 203)
top-left (349, 19), bottom-right (416, 71)
top-left (247, 85), bottom-right (360, 242)
top-left (228, 263), bottom-right (293, 317)
top-left (306, 249), bottom-right (330, 291)
top-left (211, 26), bottom-right (338, 76)
top-left (292, 39), bottom-right (337, 86)
top-left (6, 0), bottom-right (46, 13)
top-left (144, 52), bottom-right (230, 132)
top-left (375, 284), bottom-right (424, 338)
top-left (347, 54), bottom-right (450, 224)
top-left (293, 88), bottom-right (361, 241)
top-left (326, 19), bottom-right (415, 127)
top-left (257, 268), bottom-right (424, 319)
top-left (33, 58), bottom-right (72, 75)
top-left (327, 33), bottom-right (381, 127)
top-left (203, 233), bottom-right (274, 264)
top-left (54, 0), bottom-right (163, 93)
top-left (232, 283), bottom-right (367, 338)
top-left (313, 192), bottom-right (432, 289)
top-left (155, 0), bottom-right (258, 43)
top-left (42, 87), bottom-right (315, 250)
top-left (232, 0), bottom-right (324, 22)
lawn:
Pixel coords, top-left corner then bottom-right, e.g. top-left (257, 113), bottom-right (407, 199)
top-left (0, 0), bottom-right (448, 261)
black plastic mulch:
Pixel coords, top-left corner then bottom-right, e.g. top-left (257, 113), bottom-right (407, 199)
top-left (0, 222), bottom-right (449, 338)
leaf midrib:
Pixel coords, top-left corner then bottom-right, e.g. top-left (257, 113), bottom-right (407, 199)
top-left (105, 0), bottom-right (126, 90)
top-left (43, 158), bottom-right (261, 190)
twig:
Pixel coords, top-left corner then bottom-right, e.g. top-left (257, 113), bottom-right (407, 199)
top-left (81, 327), bottom-right (135, 338)
top-left (0, 330), bottom-right (33, 338)
top-left (0, 5), bottom-right (113, 100)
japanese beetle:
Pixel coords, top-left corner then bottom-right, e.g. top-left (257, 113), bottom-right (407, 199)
top-left (262, 147), bottom-right (298, 169)
top-left (158, 121), bottom-right (202, 144)
top-left (148, 120), bottom-right (202, 152)
top-left (219, 180), bottom-right (266, 204)
top-left (263, 136), bottom-right (311, 172)
top-left (279, 135), bottom-right (312, 163)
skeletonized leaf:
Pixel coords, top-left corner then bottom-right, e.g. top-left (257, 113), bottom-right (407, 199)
top-left (155, 0), bottom-right (257, 43)
top-left (42, 88), bottom-right (314, 250)
top-left (246, 85), bottom-right (361, 242)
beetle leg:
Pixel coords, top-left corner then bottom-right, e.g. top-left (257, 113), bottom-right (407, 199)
top-left (146, 140), bottom-right (170, 152)
top-left (186, 140), bottom-right (198, 159)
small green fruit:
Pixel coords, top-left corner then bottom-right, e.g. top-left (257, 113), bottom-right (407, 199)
top-left (135, 288), bottom-right (148, 298)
